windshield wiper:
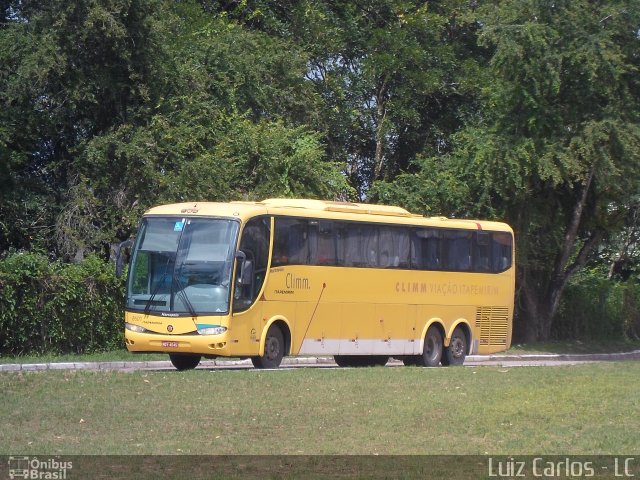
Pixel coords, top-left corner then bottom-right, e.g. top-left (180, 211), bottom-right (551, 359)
top-left (172, 269), bottom-right (198, 318)
top-left (144, 258), bottom-right (172, 315)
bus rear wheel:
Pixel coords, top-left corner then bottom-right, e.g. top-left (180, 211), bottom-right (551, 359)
top-left (442, 326), bottom-right (467, 366)
top-left (417, 326), bottom-right (443, 367)
top-left (169, 354), bottom-right (201, 371)
top-left (251, 326), bottom-right (285, 369)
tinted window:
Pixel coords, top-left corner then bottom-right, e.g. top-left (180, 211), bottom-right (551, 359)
top-left (379, 227), bottom-right (410, 268)
top-left (412, 229), bottom-right (441, 270)
top-left (237, 216), bottom-right (270, 306)
top-left (474, 232), bottom-right (491, 272)
top-left (273, 218), bottom-right (311, 266)
top-left (443, 230), bottom-right (472, 271)
top-left (314, 221), bottom-right (336, 265)
top-left (271, 216), bottom-right (512, 274)
top-left (337, 223), bottom-right (377, 267)
top-left (492, 232), bottom-right (513, 272)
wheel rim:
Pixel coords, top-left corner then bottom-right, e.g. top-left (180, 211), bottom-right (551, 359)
top-left (426, 335), bottom-right (441, 362)
top-left (450, 335), bottom-right (465, 359)
top-left (265, 335), bottom-right (280, 360)
top-left (426, 337), bottom-right (435, 358)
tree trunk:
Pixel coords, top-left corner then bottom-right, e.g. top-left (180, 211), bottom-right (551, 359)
top-left (373, 78), bottom-right (388, 181)
top-left (517, 164), bottom-right (602, 341)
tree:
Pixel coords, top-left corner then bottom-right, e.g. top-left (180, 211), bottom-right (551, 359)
top-left (0, 0), bottom-right (167, 255)
top-left (376, 0), bottom-right (640, 340)
top-left (72, 5), bottom-right (351, 260)
top-left (216, 0), bottom-right (485, 199)
top-left (1, 1), bottom-right (349, 260)
top-left (605, 197), bottom-right (640, 282)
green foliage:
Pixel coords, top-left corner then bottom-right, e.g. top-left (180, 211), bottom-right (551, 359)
top-left (1, 0), bottom-right (640, 347)
top-left (0, 253), bottom-right (124, 355)
top-left (0, 0), bottom-right (168, 255)
top-left (554, 270), bottom-right (640, 341)
top-left (1, 0), bottom-right (348, 259)
top-left (369, 154), bottom-right (471, 217)
top-left (224, 1), bottom-right (486, 197)
top-left (371, 0), bottom-right (640, 340)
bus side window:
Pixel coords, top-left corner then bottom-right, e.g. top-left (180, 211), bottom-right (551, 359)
top-left (272, 219), bottom-right (289, 266)
top-left (337, 223), bottom-right (357, 266)
top-left (273, 218), bottom-right (309, 266)
top-left (315, 221), bottom-right (336, 266)
top-left (474, 231), bottom-right (491, 272)
top-left (339, 223), bottom-right (377, 268)
top-left (362, 225), bottom-right (378, 268)
top-left (444, 230), bottom-right (472, 271)
top-left (412, 228), bottom-right (441, 270)
top-left (491, 232), bottom-right (513, 272)
top-left (379, 227), bottom-right (410, 268)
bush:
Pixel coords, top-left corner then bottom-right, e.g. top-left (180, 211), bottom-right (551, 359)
top-left (0, 253), bottom-right (125, 355)
top-left (554, 271), bottom-right (640, 341)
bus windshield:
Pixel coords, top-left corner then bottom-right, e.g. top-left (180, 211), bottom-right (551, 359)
top-left (126, 217), bottom-right (239, 315)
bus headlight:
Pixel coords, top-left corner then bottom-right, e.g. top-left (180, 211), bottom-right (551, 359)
top-left (197, 325), bottom-right (227, 335)
top-left (125, 323), bottom-right (147, 333)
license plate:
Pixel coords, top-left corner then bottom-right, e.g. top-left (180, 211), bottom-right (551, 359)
top-left (162, 341), bottom-right (179, 348)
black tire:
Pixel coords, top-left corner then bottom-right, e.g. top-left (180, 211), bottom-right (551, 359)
top-left (442, 326), bottom-right (467, 366)
top-left (334, 355), bottom-right (353, 367)
top-left (416, 325), bottom-right (443, 367)
top-left (334, 355), bottom-right (354, 367)
top-left (251, 326), bottom-right (285, 369)
top-left (169, 354), bottom-right (201, 371)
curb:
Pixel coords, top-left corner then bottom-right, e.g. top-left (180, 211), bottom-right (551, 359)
top-left (1, 350), bottom-right (639, 372)
top-left (466, 349), bottom-right (640, 363)
top-left (0, 355), bottom-right (338, 372)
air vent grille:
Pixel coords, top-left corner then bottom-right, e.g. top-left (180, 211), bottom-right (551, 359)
top-left (476, 307), bottom-right (509, 345)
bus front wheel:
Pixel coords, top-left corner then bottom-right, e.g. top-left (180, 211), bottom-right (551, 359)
top-left (442, 326), bottom-right (467, 366)
top-left (169, 354), bottom-right (201, 371)
top-left (251, 326), bottom-right (285, 369)
top-left (417, 326), bottom-right (443, 367)
top-left (334, 355), bottom-right (353, 367)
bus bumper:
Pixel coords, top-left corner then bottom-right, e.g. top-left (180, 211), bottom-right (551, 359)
top-left (125, 330), bottom-right (232, 357)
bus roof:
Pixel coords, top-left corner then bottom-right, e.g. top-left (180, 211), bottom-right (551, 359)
top-left (143, 199), bottom-right (512, 232)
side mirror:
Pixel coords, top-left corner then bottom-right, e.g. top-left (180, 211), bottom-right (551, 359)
top-left (233, 251), bottom-right (255, 309)
top-left (115, 239), bottom-right (134, 278)
top-left (234, 251), bottom-right (253, 286)
top-left (241, 260), bottom-right (254, 285)
top-left (235, 250), bottom-right (246, 281)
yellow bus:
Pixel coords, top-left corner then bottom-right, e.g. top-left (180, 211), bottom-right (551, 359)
top-left (122, 198), bottom-right (515, 370)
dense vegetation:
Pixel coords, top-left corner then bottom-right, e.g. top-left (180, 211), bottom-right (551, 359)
top-left (1, 0), bottom-right (639, 353)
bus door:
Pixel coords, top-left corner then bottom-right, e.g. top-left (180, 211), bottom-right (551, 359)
top-left (232, 216), bottom-right (270, 354)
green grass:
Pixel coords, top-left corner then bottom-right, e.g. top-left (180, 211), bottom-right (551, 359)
top-left (1, 362), bottom-right (639, 455)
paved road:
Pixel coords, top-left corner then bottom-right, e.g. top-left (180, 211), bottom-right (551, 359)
top-left (2, 350), bottom-right (639, 372)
